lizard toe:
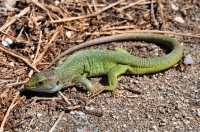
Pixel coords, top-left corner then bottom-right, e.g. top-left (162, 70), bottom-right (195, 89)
top-left (89, 87), bottom-right (105, 97)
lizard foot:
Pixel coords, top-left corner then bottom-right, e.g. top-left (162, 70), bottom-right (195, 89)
top-left (88, 87), bottom-right (105, 97)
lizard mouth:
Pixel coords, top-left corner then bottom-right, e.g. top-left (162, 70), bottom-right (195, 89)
top-left (24, 81), bottom-right (37, 90)
top-left (24, 83), bottom-right (59, 93)
top-left (24, 82), bottom-right (43, 92)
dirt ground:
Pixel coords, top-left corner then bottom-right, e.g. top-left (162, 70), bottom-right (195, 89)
top-left (0, 0), bottom-right (200, 132)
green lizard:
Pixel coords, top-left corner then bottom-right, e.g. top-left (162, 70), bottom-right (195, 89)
top-left (24, 33), bottom-right (183, 96)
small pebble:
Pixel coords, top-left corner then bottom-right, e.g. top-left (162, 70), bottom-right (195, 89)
top-left (184, 54), bottom-right (194, 64)
top-left (36, 113), bottom-right (43, 118)
top-left (9, 62), bottom-right (15, 67)
top-left (174, 16), bottom-right (185, 23)
top-left (173, 122), bottom-right (177, 125)
top-left (128, 110), bottom-right (133, 114)
top-left (74, 110), bottom-right (85, 117)
top-left (85, 106), bottom-right (95, 111)
top-left (177, 103), bottom-right (183, 110)
top-left (2, 38), bottom-right (13, 46)
top-left (171, 3), bottom-right (179, 11)
top-left (5, 38), bottom-right (13, 44)
top-left (2, 41), bottom-right (9, 46)
top-left (123, 124), bottom-right (126, 128)
top-left (197, 109), bottom-right (200, 117)
top-left (134, 80), bottom-right (139, 84)
top-left (152, 125), bottom-right (157, 130)
top-left (183, 120), bottom-right (190, 125)
top-left (70, 111), bottom-right (75, 115)
top-left (55, 0), bottom-right (59, 6)
top-left (159, 123), bottom-right (166, 126)
top-left (66, 31), bottom-right (73, 38)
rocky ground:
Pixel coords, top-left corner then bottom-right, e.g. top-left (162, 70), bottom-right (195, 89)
top-left (0, 0), bottom-right (199, 131)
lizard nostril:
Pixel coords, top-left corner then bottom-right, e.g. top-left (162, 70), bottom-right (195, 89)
top-left (56, 81), bottom-right (59, 85)
top-left (24, 81), bottom-right (29, 87)
top-left (37, 82), bottom-right (44, 87)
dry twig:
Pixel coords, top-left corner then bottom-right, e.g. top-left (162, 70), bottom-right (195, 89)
top-left (85, 30), bottom-right (200, 38)
top-left (119, 0), bottom-right (145, 11)
top-left (0, 45), bottom-right (39, 72)
top-left (31, 0), bottom-right (57, 20)
top-left (32, 96), bottom-right (62, 101)
top-left (0, 92), bottom-right (20, 132)
top-left (33, 30), bottom-right (42, 65)
top-left (6, 81), bottom-right (27, 87)
top-left (150, 0), bottom-right (158, 26)
top-left (157, 0), bottom-right (166, 30)
top-left (48, 111), bottom-right (65, 132)
top-left (0, 7), bottom-right (30, 31)
top-left (58, 91), bottom-right (72, 106)
top-left (33, 29), bottom-right (60, 65)
top-left (50, 0), bottom-right (125, 23)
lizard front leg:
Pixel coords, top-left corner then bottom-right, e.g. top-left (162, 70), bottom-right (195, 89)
top-left (73, 74), bottom-right (95, 93)
top-left (90, 64), bottom-right (129, 97)
top-left (73, 65), bottom-right (128, 97)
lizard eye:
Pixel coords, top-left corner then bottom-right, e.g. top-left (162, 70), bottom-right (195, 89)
top-left (37, 81), bottom-right (44, 87)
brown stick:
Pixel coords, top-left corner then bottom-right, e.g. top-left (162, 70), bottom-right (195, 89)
top-left (48, 111), bottom-right (65, 132)
top-left (49, 0), bottom-right (125, 23)
top-left (0, 7), bottom-right (30, 31)
top-left (157, 0), bottom-right (166, 30)
top-left (119, 0), bottom-right (145, 11)
top-left (33, 30), bottom-right (42, 65)
top-left (85, 30), bottom-right (200, 38)
top-left (0, 92), bottom-right (20, 132)
top-left (150, 0), bottom-right (158, 26)
top-left (6, 81), bottom-right (27, 86)
top-left (58, 91), bottom-right (72, 105)
top-left (31, 0), bottom-right (55, 20)
top-left (33, 29), bottom-right (60, 65)
top-left (0, 45), bottom-right (39, 72)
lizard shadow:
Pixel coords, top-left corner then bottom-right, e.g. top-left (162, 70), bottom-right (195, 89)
top-left (20, 90), bottom-right (59, 99)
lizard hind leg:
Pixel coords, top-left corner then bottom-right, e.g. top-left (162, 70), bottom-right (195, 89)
top-left (90, 64), bottom-right (129, 97)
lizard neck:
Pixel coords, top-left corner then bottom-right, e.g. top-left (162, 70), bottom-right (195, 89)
top-left (49, 83), bottom-right (63, 93)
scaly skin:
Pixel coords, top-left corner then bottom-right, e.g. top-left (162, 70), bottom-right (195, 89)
top-left (24, 33), bottom-right (183, 96)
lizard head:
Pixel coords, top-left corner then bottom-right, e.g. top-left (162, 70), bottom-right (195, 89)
top-left (24, 69), bottom-right (63, 93)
